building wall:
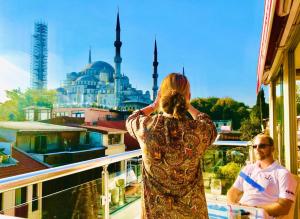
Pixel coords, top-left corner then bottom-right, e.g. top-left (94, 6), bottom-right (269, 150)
top-left (89, 131), bottom-right (103, 147)
top-left (79, 132), bottom-right (85, 145)
top-left (105, 144), bottom-right (126, 156)
top-left (1, 183), bottom-right (42, 218)
top-left (101, 133), bottom-right (126, 155)
top-left (2, 190), bottom-right (14, 216)
top-left (46, 135), bottom-right (59, 151)
top-left (16, 135), bottom-right (32, 152)
top-left (16, 133), bottom-right (60, 153)
top-left (84, 109), bottom-right (119, 124)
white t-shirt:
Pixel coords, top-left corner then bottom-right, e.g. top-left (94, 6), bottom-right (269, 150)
top-left (233, 161), bottom-right (297, 206)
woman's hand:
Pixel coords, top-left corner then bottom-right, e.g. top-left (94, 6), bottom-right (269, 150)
top-left (140, 90), bottom-right (161, 116)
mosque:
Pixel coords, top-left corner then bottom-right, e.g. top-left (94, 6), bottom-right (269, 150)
top-left (56, 13), bottom-right (159, 111)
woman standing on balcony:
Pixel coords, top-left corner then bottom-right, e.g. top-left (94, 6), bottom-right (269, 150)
top-left (126, 73), bottom-right (217, 219)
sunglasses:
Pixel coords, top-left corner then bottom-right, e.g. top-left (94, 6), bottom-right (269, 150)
top-left (252, 144), bottom-right (270, 149)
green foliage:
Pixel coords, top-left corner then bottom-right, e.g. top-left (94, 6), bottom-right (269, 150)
top-left (239, 117), bottom-right (261, 141)
top-left (253, 88), bottom-right (269, 123)
top-left (211, 159), bottom-right (223, 173)
top-left (239, 88), bottom-right (269, 140)
top-left (191, 97), bottom-right (249, 130)
top-left (216, 162), bottom-right (241, 180)
top-left (0, 89), bottom-right (57, 121)
top-left (296, 84), bottom-right (300, 115)
top-left (225, 147), bottom-right (248, 164)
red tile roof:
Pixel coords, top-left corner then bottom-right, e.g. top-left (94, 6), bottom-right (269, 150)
top-left (0, 148), bottom-right (48, 179)
top-left (97, 120), bottom-right (126, 129)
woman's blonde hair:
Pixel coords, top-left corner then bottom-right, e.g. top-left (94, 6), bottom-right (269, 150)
top-left (159, 73), bottom-right (190, 119)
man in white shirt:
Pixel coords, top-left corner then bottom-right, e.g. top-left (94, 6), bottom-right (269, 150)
top-left (227, 134), bottom-right (297, 217)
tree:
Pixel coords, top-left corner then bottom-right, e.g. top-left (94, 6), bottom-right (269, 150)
top-left (191, 97), bottom-right (250, 130)
top-left (0, 89), bottom-right (57, 121)
top-left (190, 97), bottom-right (218, 116)
top-left (252, 88), bottom-right (269, 124)
top-left (239, 88), bottom-right (269, 140)
top-left (239, 116), bottom-right (261, 141)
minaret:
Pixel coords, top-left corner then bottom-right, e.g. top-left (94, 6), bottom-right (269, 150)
top-left (114, 11), bottom-right (122, 108)
top-left (182, 66), bottom-right (185, 76)
top-left (88, 46), bottom-right (92, 64)
top-left (152, 39), bottom-right (159, 101)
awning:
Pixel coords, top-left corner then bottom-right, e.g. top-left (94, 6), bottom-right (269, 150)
top-left (256, 0), bottom-right (292, 94)
top-left (256, 0), bottom-right (277, 94)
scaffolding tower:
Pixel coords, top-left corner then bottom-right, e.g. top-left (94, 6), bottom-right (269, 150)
top-left (30, 22), bottom-right (48, 89)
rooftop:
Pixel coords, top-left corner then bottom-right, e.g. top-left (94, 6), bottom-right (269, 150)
top-left (23, 106), bottom-right (51, 110)
top-left (0, 121), bottom-right (86, 132)
top-left (80, 125), bottom-right (127, 134)
top-left (212, 140), bottom-right (249, 147)
top-left (0, 147), bottom-right (48, 179)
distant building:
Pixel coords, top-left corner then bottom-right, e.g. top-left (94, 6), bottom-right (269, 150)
top-left (30, 22), bottom-right (48, 89)
top-left (24, 106), bottom-right (51, 121)
top-left (0, 121), bottom-right (107, 166)
top-left (0, 147), bottom-right (48, 218)
top-left (213, 120), bottom-right (232, 132)
top-left (80, 125), bottom-right (127, 156)
top-left (56, 13), bottom-right (156, 110)
top-left (52, 107), bottom-right (122, 124)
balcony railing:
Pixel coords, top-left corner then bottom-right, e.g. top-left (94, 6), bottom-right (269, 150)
top-left (0, 149), bottom-right (143, 219)
top-left (0, 140), bottom-right (250, 219)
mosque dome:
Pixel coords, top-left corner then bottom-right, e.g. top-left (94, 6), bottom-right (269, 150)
top-left (82, 61), bottom-right (115, 82)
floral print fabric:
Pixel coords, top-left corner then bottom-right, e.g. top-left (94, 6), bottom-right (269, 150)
top-left (126, 111), bottom-right (217, 219)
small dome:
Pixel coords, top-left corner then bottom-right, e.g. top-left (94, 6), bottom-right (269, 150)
top-left (57, 87), bottom-right (66, 94)
top-left (67, 72), bottom-right (78, 80)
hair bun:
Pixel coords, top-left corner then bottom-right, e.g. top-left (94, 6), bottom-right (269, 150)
top-left (161, 91), bottom-right (187, 119)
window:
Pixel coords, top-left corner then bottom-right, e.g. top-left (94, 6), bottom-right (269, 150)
top-left (108, 134), bottom-right (121, 145)
top-left (15, 187), bottom-right (28, 219)
top-left (15, 187), bottom-right (27, 206)
top-left (34, 136), bottom-right (47, 153)
top-left (32, 184), bottom-right (38, 211)
top-left (275, 69), bottom-right (285, 165)
top-left (0, 193), bottom-right (3, 213)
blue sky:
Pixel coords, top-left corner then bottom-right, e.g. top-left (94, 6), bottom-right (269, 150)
top-left (0, 0), bottom-right (264, 106)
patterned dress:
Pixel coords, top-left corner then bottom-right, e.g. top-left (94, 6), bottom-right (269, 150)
top-left (126, 111), bottom-right (217, 219)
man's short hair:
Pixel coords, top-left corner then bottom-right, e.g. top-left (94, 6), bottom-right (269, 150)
top-left (254, 133), bottom-right (274, 146)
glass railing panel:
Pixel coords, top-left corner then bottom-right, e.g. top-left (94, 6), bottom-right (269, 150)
top-left (108, 156), bottom-right (142, 215)
top-left (203, 145), bottom-right (249, 195)
top-left (0, 174), bottom-right (103, 219)
top-left (0, 150), bottom-right (143, 219)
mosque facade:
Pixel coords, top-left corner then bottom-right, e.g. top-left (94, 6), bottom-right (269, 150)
top-left (56, 13), bottom-right (158, 111)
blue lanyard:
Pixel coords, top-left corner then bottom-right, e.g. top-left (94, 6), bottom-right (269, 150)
top-left (239, 171), bottom-right (265, 192)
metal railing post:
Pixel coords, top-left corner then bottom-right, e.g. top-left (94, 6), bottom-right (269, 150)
top-left (102, 165), bottom-right (110, 219)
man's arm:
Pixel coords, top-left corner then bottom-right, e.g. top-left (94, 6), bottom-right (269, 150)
top-left (227, 187), bottom-right (243, 204)
top-left (257, 198), bottom-right (293, 217)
